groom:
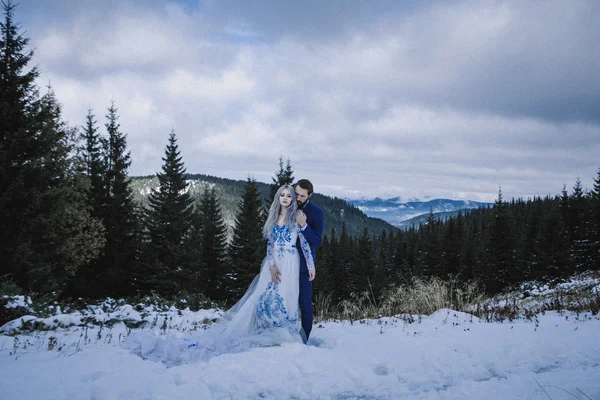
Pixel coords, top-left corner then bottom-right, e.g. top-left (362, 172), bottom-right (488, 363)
top-left (294, 179), bottom-right (324, 343)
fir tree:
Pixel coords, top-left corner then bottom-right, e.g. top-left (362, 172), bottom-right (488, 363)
top-left (559, 185), bottom-right (571, 243)
top-left (536, 199), bottom-right (570, 279)
top-left (79, 108), bottom-right (106, 217)
top-left (197, 186), bottom-right (229, 301)
top-left (441, 215), bottom-right (462, 278)
top-left (0, 3), bottom-right (103, 292)
top-left (337, 223), bottom-right (354, 300)
top-left (64, 108), bottom-right (108, 297)
top-left (144, 131), bottom-right (194, 294)
top-left (228, 178), bottom-right (266, 301)
top-left (520, 200), bottom-right (542, 281)
top-left (33, 89), bottom-right (105, 292)
top-left (393, 231), bottom-right (412, 283)
top-left (350, 227), bottom-right (373, 295)
top-left (96, 102), bottom-right (139, 297)
top-left (326, 229), bottom-right (346, 303)
top-left (418, 209), bottom-right (442, 277)
top-left (591, 168), bottom-right (600, 269)
top-left (371, 230), bottom-right (388, 298)
top-left (484, 187), bottom-right (517, 293)
top-left (570, 178), bottom-right (586, 240)
top-left (270, 156), bottom-right (294, 202)
top-left (0, 0), bottom-right (40, 289)
top-left (569, 177), bottom-right (588, 271)
top-left (313, 233), bottom-right (335, 302)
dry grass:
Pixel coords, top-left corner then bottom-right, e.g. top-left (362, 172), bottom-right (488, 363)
top-left (314, 272), bottom-right (600, 323)
top-left (315, 277), bottom-right (485, 322)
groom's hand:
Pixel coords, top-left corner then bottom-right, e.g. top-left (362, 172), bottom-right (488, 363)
top-left (269, 265), bottom-right (281, 284)
top-left (296, 210), bottom-right (307, 228)
top-left (309, 269), bottom-right (315, 281)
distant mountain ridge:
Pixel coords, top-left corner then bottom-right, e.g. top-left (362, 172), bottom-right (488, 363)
top-left (130, 174), bottom-right (398, 238)
top-left (349, 197), bottom-right (493, 229)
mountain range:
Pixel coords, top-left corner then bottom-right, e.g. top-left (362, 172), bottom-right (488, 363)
top-left (130, 174), bottom-right (398, 238)
top-left (349, 198), bottom-right (493, 229)
top-left (130, 174), bottom-right (493, 233)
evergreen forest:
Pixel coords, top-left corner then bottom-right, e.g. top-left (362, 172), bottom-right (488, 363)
top-left (1, 2), bottom-right (599, 309)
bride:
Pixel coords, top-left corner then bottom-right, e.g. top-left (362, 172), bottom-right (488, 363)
top-left (221, 184), bottom-right (315, 338)
top-left (125, 184), bottom-right (314, 366)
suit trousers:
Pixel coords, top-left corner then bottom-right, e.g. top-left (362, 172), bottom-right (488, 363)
top-left (299, 270), bottom-right (313, 340)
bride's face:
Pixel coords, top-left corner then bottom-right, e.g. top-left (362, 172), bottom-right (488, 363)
top-left (279, 188), bottom-right (293, 209)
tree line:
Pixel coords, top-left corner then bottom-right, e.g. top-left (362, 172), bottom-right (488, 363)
top-left (313, 177), bottom-right (600, 301)
top-left (1, 2), bottom-right (598, 306)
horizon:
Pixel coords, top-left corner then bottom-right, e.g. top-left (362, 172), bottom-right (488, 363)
top-left (17, 0), bottom-right (600, 204)
top-left (134, 172), bottom-right (574, 204)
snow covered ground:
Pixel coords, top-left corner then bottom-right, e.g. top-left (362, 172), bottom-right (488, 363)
top-left (1, 305), bottom-right (599, 400)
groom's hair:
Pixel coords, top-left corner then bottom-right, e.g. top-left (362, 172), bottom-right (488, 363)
top-left (295, 179), bottom-right (313, 195)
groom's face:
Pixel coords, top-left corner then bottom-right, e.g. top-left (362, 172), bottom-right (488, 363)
top-left (295, 186), bottom-right (310, 208)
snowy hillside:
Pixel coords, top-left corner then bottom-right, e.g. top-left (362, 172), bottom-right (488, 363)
top-left (1, 274), bottom-right (599, 399)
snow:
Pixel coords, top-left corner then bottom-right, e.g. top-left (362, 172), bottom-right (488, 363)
top-left (1, 295), bottom-right (32, 309)
top-left (1, 306), bottom-right (599, 399)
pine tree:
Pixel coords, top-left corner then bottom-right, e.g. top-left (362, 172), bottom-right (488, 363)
top-left (313, 233), bottom-right (335, 302)
top-left (350, 227), bottom-right (373, 295)
top-left (144, 131), bottom-right (194, 294)
top-left (270, 156), bottom-right (294, 202)
top-left (197, 186), bottom-right (229, 301)
top-left (441, 215), bottom-right (462, 278)
top-left (392, 231), bottom-right (411, 283)
top-left (186, 200), bottom-right (205, 295)
top-left (96, 102), bottom-right (139, 297)
top-left (371, 230), bottom-right (388, 298)
top-left (79, 108), bottom-right (106, 217)
top-left (484, 187), bottom-right (517, 293)
top-left (418, 209), bottom-right (442, 277)
top-left (569, 177), bottom-right (588, 271)
top-left (228, 178), bottom-right (266, 301)
top-left (33, 89), bottom-right (105, 292)
top-left (570, 177), bottom-right (586, 240)
top-left (520, 200), bottom-right (542, 281)
top-left (590, 168), bottom-right (600, 269)
top-left (0, 0), bottom-right (40, 289)
top-left (0, 3), bottom-right (103, 292)
top-left (326, 229), bottom-right (345, 303)
top-left (535, 199), bottom-right (569, 279)
top-left (63, 108), bottom-right (108, 298)
top-left (337, 223), bottom-right (354, 300)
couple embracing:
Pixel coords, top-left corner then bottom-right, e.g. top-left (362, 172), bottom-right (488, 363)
top-left (126, 180), bottom-right (324, 364)
top-left (223, 179), bottom-right (324, 344)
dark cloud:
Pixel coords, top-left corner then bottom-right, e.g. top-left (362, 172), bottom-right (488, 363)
top-left (13, 0), bottom-right (600, 202)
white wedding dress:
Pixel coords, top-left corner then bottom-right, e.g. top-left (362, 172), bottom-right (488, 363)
top-left (125, 223), bottom-right (314, 367)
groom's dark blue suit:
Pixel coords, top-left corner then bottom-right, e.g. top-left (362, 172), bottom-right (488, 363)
top-left (297, 200), bottom-right (324, 341)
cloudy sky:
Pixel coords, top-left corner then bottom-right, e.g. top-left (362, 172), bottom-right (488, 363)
top-left (17, 0), bottom-right (600, 202)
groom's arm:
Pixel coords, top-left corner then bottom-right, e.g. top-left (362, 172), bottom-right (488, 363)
top-left (301, 208), bottom-right (324, 250)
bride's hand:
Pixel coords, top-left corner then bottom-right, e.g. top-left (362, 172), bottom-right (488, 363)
top-left (269, 265), bottom-right (281, 284)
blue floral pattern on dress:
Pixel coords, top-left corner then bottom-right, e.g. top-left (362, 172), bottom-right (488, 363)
top-left (265, 223), bottom-right (315, 270)
top-left (256, 223), bottom-right (314, 332)
top-left (256, 282), bottom-right (298, 329)
top-left (273, 224), bottom-right (292, 244)
top-left (271, 224), bottom-right (294, 259)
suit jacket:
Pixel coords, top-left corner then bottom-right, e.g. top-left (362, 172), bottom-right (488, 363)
top-left (298, 200), bottom-right (324, 273)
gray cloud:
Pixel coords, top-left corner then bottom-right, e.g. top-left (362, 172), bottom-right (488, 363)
top-left (16, 0), bottom-right (600, 202)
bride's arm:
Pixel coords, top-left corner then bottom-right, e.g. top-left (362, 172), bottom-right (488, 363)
top-left (298, 231), bottom-right (315, 271)
top-left (266, 234), bottom-right (275, 268)
top-left (266, 234), bottom-right (281, 283)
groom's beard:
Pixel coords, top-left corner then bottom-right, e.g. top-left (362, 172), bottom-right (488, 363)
top-left (297, 199), bottom-right (307, 209)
